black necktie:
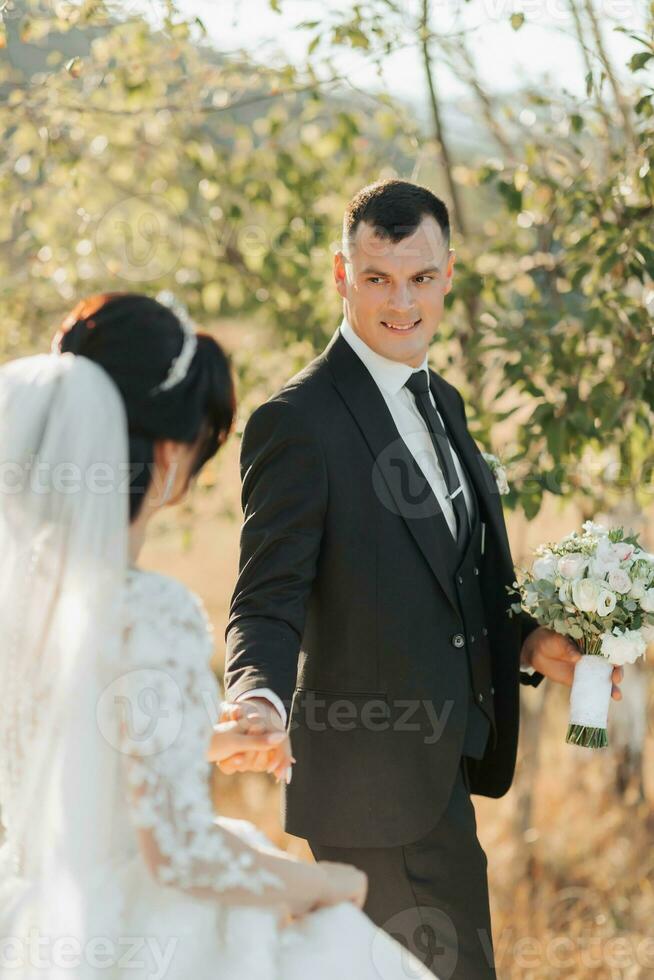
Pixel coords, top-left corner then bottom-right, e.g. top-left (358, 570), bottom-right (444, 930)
top-left (404, 371), bottom-right (469, 551)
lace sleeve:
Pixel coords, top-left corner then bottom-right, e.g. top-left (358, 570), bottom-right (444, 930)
top-left (118, 571), bottom-right (289, 908)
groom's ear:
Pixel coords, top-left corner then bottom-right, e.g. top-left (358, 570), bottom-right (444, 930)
top-left (333, 251), bottom-right (348, 299)
top-left (443, 248), bottom-right (456, 296)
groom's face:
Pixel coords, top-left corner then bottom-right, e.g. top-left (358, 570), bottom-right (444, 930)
top-left (334, 215), bottom-right (455, 367)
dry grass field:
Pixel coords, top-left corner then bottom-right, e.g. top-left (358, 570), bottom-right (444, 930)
top-left (139, 319), bottom-right (654, 980)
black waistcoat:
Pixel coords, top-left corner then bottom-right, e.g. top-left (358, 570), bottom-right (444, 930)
top-left (431, 383), bottom-right (496, 760)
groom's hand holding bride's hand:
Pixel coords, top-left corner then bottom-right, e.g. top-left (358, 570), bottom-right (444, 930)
top-left (213, 700), bottom-right (294, 783)
top-left (521, 626), bottom-right (624, 699)
top-left (206, 707), bottom-right (288, 766)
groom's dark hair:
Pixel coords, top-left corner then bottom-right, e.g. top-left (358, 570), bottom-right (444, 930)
top-left (342, 179), bottom-right (450, 253)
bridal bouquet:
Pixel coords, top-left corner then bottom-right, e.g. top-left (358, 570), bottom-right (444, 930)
top-left (509, 521), bottom-right (654, 748)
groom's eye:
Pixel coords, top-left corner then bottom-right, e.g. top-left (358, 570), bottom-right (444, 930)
top-left (366, 277), bottom-right (387, 284)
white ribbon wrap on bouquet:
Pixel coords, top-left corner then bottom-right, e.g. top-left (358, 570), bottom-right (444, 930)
top-left (569, 654), bottom-right (613, 729)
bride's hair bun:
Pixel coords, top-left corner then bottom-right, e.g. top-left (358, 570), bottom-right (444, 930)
top-left (52, 292), bottom-right (235, 523)
top-left (53, 294), bottom-right (110, 355)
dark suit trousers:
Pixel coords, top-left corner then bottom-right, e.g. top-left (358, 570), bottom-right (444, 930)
top-left (308, 758), bottom-right (496, 980)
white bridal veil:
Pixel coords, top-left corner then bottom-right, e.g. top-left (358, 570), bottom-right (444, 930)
top-left (0, 352), bottom-right (130, 978)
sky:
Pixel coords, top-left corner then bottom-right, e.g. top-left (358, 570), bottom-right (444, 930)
top-left (167, 0), bottom-right (646, 107)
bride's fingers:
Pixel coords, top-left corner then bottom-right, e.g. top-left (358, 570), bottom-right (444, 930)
top-left (265, 745), bottom-right (291, 775)
top-left (242, 741), bottom-right (292, 774)
top-left (208, 726), bottom-right (286, 763)
top-left (216, 756), bottom-right (238, 774)
top-left (272, 760), bottom-right (293, 782)
top-left (269, 745), bottom-right (295, 781)
top-left (219, 702), bottom-right (243, 723)
top-left (209, 719), bottom-right (240, 741)
top-left (249, 750), bottom-right (277, 772)
top-left (217, 749), bottom-right (259, 773)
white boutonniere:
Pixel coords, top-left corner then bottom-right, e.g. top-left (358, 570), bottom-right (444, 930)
top-left (481, 452), bottom-right (509, 495)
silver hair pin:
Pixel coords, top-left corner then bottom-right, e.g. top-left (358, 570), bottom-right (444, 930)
top-left (150, 290), bottom-right (198, 394)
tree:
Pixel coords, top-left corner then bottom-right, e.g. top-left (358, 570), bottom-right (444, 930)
top-left (0, 0), bottom-right (418, 363)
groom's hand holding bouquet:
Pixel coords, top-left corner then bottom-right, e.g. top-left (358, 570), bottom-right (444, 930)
top-left (513, 522), bottom-right (654, 748)
top-left (520, 623), bottom-right (624, 700)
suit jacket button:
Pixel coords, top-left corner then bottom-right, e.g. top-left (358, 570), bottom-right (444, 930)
top-left (473, 567), bottom-right (479, 575)
top-left (452, 633), bottom-right (465, 648)
top-left (478, 692), bottom-right (484, 703)
top-left (490, 686), bottom-right (495, 695)
top-left (470, 634), bottom-right (475, 643)
top-left (482, 627), bottom-right (488, 636)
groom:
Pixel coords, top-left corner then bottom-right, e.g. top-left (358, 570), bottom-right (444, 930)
top-left (222, 179), bottom-right (623, 977)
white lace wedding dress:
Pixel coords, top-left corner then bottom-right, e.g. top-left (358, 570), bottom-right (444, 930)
top-left (0, 566), bottom-right (434, 980)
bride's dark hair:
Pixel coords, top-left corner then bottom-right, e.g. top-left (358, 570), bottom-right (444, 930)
top-left (53, 292), bottom-right (236, 522)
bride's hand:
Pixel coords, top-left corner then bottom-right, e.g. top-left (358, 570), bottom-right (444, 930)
top-left (281, 859), bottom-right (368, 919)
top-left (206, 714), bottom-right (287, 764)
top-left (314, 861), bottom-right (368, 911)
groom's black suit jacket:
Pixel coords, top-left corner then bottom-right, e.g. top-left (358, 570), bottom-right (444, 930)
top-left (225, 328), bottom-right (543, 848)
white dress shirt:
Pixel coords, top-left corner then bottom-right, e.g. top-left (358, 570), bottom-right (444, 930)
top-left (234, 317), bottom-right (474, 726)
top-left (339, 316), bottom-right (474, 537)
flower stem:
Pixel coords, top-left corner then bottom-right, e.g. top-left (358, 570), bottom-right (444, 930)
top-left (565, 723), bottom-right (609, 749)
top-left (580, 635), bottom-right (604, 657)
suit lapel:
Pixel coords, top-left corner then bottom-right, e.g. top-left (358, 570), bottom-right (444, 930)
top-left (324, 331), bottom-right (460, 614)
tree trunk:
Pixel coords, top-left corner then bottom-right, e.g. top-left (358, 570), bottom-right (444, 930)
top-left (582, 0), bottom-right (636, 153)
top-left (418, 0), bottom-right (466, 237)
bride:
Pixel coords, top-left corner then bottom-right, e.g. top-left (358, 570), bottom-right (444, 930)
top-left (0, 292), bottom-right (437, 980)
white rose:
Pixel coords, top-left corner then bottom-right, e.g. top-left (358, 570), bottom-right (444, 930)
top-left (629, 579), bottom-right (647, 601)
top-left (601, 634), bottom-right (623, 663)
top-left (601, 628), bottom-right (647, 665)
top-left (613, 542), bottom-right (635, 562)
top-left (572, 578), bottom-right (602, 613)
top-left (596, 589), bottom-right (617, 616)
top-left (641, 623), bottom-right (654, 646)
top-left (600, 633), bottom-right (619, 662)
top-left (559, 581), bottom-right (572, 604)
top-left (590, 555), bottom-right (620, 578)
top-left (582, 520), bottom-right (609, 537)
top-left (607, 568), bottom-right (632, 594)
top-left (640, 589), bottom-right (654, 613)
top-left (597, 537), bottom-right (615, 560)
top-left (557, 553), bottom-right (587, 580)
top-left (533, 554), bottom-right (558, 582)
